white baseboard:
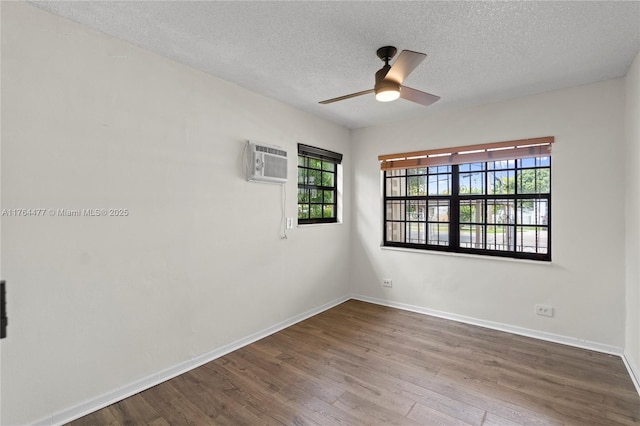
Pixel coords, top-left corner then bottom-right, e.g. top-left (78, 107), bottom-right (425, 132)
top-left (622, 351), bottom-right (640, 395)
top-left (351, 294), bottom-right (624, 356)
top-left (33, 295), bottom-right (350, 426)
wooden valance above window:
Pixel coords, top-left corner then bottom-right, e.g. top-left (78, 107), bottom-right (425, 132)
top-left (378, 136), bottom-right (554, 171)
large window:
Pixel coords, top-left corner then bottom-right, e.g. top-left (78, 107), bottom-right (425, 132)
top-left (381, 137), bottom-right (552, 261)
top-left (298, 144), bottom-right (342, 225)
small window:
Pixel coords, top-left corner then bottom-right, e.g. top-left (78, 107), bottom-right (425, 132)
top-left (297, 144), bottom-right (343, 225)
top-left (380, 137), bottom-right (553, 261)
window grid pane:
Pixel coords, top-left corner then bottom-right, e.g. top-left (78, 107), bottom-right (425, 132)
top-left (460, 224), bottom-right (485, 249)
top-left (427, 200), bottom-right (449, 246)
top-left (428, 166), bottom-right (452, 196)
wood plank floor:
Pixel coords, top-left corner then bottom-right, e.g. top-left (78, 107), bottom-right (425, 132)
top-left (68, 300), bottom-right (640, 425)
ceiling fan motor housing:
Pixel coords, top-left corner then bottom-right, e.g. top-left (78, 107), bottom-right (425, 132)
top-left (375, 65), bottom-right (401, 99)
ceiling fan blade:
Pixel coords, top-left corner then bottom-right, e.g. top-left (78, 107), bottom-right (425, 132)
top-left (319, 89), bottom-right (374, 104)
top-left (400, 86), bottom-right (440, 106)
top-left (385, 50), bottom-right (426, 84)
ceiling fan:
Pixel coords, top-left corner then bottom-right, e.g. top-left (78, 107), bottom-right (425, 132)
top-left (319, 46), bottom-right (440, 106)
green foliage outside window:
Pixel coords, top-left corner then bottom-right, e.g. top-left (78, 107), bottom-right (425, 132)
top-left (297, 145), bottom-right (342, 224)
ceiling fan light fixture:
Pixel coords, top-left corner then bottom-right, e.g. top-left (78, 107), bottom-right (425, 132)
top-left (375, 87), bottom-right (401, 102)
top-left (375, 79), bottom-right (401, 102)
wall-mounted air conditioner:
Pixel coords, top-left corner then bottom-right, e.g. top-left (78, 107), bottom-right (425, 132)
top-left (246, 141), bottom-right (288, 184)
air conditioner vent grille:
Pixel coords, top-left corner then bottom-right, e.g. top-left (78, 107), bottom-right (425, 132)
top-left (256, 145), bottom-right (287, 157)
top-left (264, 155), bottom-right (287, 180)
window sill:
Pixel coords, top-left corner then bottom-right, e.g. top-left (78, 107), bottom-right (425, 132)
top-left (298, 221), bottom-right (343, 228)
top-left (380, 245), bottom-right (553, 265)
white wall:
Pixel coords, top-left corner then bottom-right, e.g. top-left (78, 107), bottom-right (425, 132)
top-left (351, 78), bottom-right (627, 348)
top-left (0, 3), bottom-right (351, 425)
top-left (625, 52), bottom-right (640, 380)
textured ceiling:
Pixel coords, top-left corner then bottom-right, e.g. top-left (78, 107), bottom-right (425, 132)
top-left (30, 1), bottom-right (640, 129)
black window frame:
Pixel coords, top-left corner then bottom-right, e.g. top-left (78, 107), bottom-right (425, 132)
top-left (383, 156), bottom-right (551, 261)
top-left (297, 144), bottom-right (342, 225)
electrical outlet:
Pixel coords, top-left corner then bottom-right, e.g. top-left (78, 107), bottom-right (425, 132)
top-left (382, 279), bottom-right (393, 288)
top-left (535, 304), bottom-right (553, 317)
